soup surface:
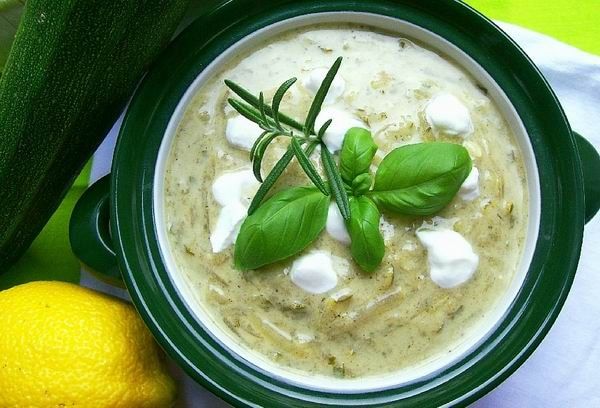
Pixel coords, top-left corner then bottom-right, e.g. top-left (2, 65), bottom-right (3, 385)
top-left (163, 24), bottom-right (528, 378)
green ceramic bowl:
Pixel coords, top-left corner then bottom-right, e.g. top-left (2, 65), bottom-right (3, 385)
top-left (70, 0), bottom-right (600, 406)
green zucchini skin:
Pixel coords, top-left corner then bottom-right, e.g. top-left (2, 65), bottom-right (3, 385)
top-left (0, 0), bottom-right (189, 271)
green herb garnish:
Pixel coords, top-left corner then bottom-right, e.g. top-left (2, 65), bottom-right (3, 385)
top-left (347, 196), bottom-right (385, 272)
top-left (339, 127), bottom-right (378, 183)
top-left (225, 58), bottom-right (472, 272)
top-left (368, 142), bottom-right (472, 215)
top-left (321, 145), bottom-right (351, 220)
top-left (234, 186), bottom-right (329, 270)
top-left (341, 133), bottom-right (471, 272)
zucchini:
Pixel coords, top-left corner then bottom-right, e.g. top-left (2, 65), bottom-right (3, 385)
top-left (1, 0), bottom-right (25, 75)
top-left (0, 0), bottom-right (189, 271)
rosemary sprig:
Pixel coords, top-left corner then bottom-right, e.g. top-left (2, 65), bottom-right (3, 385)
top-left (271, 78), bottom-right (297, 130)
top-left (317, 118), bottom-right (333, 140)
top-left (304, 57), bottom-right (342, 136)
top-left (321, 145), bottom-right (351, 220)
top-left (252, 132), bottom-right (281, 182)
top-left (290, 137), bottom-right (328, 195)
top-left (258, 92), bottom-right (269, 125)
top-left (225, 79), bottom-right (305, 132)
top-left (248, 141), bottom-right (320, 214)
top-left (248, 147), bottom-right (294, 215)
top-left (249, 130), bottom-right (271, 162)
top-left (227, 98), bottom-right (270, 127)
top-left (225, 57), bottom-right (350, 218)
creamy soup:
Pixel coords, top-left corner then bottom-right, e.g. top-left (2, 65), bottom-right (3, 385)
top-left (163, 24), bottom-right (528, 379)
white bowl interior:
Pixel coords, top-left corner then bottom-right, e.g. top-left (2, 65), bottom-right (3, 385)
top-left (153, 12), bottom-right (541, 392)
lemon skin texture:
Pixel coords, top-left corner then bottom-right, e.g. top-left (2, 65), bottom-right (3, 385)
top-left (0, 281), bottom-right (177, 407)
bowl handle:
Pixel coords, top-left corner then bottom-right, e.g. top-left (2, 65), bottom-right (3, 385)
top-left (574, 132), bottom-right (600, 224)
top-left (69, 175), bottom-right (124, 287)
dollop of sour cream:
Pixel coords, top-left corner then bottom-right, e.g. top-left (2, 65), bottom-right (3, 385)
top-left (302, 68), bottom-right (346, 104)
top-left (326, 202), bottom-right (350, 245)
top-left (225, 115), bottom-right (264, 151)
top-left (458, 167), bottom-right (480, 201)
top-left (425, 93), bottom-right (474, 137)
top-left (290, 251), bottom-right (338, 294)
top-left (416, 227), bottom-right (479, 288)
top-left (315, 107), bottom-right (367, 153)
top-left (209, 202), bottom-right (247, 253)
top-left (212, 169), bottom-right (259, 207)
top-left (210, 169), bottom-right (259, 253)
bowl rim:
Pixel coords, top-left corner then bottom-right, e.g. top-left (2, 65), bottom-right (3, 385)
top-left (111, 0), bottom-right (584, 406)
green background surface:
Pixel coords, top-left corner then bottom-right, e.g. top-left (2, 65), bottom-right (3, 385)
top-left (1, 0), bottom-right (598, 289)
top-left (467, 0), bottom-right (600, 55)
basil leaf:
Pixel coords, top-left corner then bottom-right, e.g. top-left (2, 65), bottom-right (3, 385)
top-left (339, 127), bottom-right (377, 183)
top-left (347, 196), bottom-right (384, 272)
top-left (369, 142), bottom-right (472, 215)
top-left (351, 173), bottom-right (372, 196)
top-left (235, 186), bottom-right (329, 270)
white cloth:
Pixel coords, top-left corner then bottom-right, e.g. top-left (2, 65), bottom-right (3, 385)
top-left (474, 22), bottom-right (600, 408)
top-left (87, 22), bottom-right (600, 407)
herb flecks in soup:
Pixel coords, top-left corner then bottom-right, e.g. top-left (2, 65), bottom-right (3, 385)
top-left (163, 25), bottom-right (528, 378)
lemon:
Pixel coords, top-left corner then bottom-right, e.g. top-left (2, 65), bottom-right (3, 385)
top-left (0, 281), bottom-right (177, 408)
